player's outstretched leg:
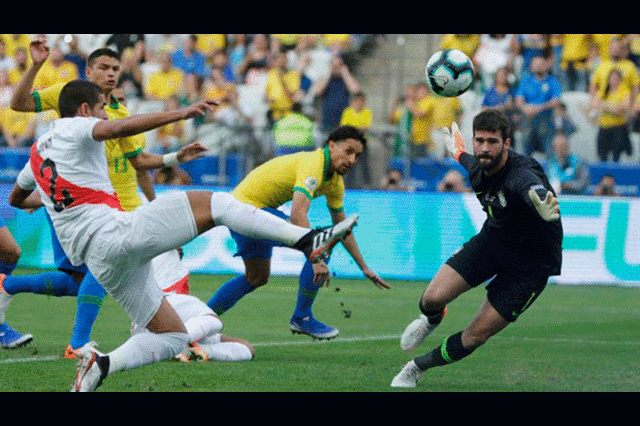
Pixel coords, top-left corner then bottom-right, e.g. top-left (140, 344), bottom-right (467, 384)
top-left (202, 191), bottom-right (358, 264)
top-left (0, 275), bottom-right (33, 349)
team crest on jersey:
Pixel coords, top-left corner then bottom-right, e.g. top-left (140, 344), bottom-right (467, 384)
top-left (305, 177), bottom-right (319, 191)
top-left (498, 190), bottom-right (507, 207)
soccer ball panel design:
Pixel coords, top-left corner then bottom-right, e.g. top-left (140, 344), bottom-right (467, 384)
top-left (425, 49), bottom-right (475, 97)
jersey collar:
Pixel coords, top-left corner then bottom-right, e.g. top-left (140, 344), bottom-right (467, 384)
top-left (322, 145), bottom-right (333, 180)
top-left (107, 94), bottom-right (120, 110)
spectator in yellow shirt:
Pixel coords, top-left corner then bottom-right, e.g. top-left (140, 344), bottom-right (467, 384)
top-left (339, 91), bottom-right (372, 130)
top-left (2, 34), bottom-right (30, 60)
top-left (265, 51), bottom-right (301, 127)
top-left (33, 43), bottom-right (79, 89)
top-left (560, 34), bottom-right (592, 92)
top-left (156, 96), bottom-right (187, 154)
top-left (340, 92), bottom-right (372, 187)
top-left (589, 38), bottom-right (639, 111)
top-left (589, 68), bottom-right (632, 162)
top-left (8, 47), bottom-right (30, 86)
top-left (429, 94), bottom-right (463, 159)
top-left (0, 106), bottom-right (36, 147)
top-left (409, 82), bottom-right (436, 158)
top-left (144, 50), bottom-right (185, 101)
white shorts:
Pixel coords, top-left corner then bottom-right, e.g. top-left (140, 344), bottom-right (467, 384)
top-left (85, 191), bottom-right (198, 327)
top-left (131, 293), bottom-right (216, 335)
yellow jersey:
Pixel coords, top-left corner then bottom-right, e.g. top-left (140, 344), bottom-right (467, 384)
top-left (33, 82), bottom-right (146, 211)
top-left (340, 106), bottom-right (372, 130)
top-left (411, 96), bottom-right (435, 145)
top-left (232, 146), bottom-right (345, 214)
top-left (591, 59), bottom-right (640, 98)
top-left (265, 68), bottom-right (301, 120)
top-left (598, 85), bottom-right (630, 128)
top-left (145, 69), bottom-right (184, 100)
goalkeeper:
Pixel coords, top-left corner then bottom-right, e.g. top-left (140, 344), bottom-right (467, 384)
top-left (392, 109), bottom-right (563, 388)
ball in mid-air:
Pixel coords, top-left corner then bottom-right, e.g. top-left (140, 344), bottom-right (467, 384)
top-left (425, 49), bottom-right (475, 97)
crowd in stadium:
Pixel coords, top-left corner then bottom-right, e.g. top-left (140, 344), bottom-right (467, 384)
top-left (0, 34), bottom-right (638, 196)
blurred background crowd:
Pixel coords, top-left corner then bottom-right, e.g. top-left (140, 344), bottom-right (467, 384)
top-left (0, 33), bottom-right (638, 197)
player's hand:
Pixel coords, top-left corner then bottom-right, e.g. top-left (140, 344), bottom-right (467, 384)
top-left (528, 189), bottom-right (560, 222)
top-left (312, 261), bottom-right (331, 287)
top-left (182, 99), bottom-right (220, 119)
top-left (443, 122), bottom-right (466, 161)
top-left (176, 142), bottom-right (208, 163)
top-left (363, 268), bottom-right (391, 289)
top-left (29, 36), bottom-right (50, 66)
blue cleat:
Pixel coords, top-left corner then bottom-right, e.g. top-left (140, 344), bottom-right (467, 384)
top-left (290, 316), bottom-right (339, 340)
top-left (0, 322), bottom-right (33, 349)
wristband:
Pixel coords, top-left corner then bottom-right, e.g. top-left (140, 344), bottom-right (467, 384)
top-left (162, 152), bottom-right (180, 167)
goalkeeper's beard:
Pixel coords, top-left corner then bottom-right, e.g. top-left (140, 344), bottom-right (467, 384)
top-left (475, 147), bottom-right (505, 172)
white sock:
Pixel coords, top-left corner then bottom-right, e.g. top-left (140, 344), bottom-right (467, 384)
top-left (106, 332), bottom-right (189, 375)
top-left (184, 315), bottom-right (223, 343)
top-left (198, 341), bottom-right (254, 362)
top-left (210, 192), bottom-right (308, 246)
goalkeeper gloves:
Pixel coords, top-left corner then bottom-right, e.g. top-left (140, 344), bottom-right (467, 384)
top-left (443, 122), bottom-right (467, 161)
top-left (528, 189), bottom-right (560, 222)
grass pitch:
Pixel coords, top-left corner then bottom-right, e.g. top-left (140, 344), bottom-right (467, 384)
top-left (1, 270), bottom-right (639, 392)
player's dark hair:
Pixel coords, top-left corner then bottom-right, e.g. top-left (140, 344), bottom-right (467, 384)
top-left (59, 80), bottom-right (104, 118)
top-left (87, 47), bottom-right (120, 66)
top-left (473, 109), bottom-right (510, 142)
top-left (323, 125), bottom-right (367, 150)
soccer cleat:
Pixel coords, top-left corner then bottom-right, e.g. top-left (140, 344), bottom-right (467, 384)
top-left (390, 360), bottom-right (422, 388)
top-left (70, 342), bottom-right (107, 392)
top-left (188, 342), bottom-right (210, 362)
top-left (173, 351), bottom-right (191, 363)
top-left (400, 307), bottom-right (447, 352)
top-left (0, 322), bottom-right (33, 349)
top-left (64, 345), bottom-right (79, 359)
top-left (290, 316), bottom-right (339, 340)
top-left (294, 215), bottom-right (358, 263)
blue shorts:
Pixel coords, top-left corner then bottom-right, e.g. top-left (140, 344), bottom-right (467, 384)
top-left (45, 213), bottom-right (89, 275)
top-left (230, 208), bottom-right (288, 259)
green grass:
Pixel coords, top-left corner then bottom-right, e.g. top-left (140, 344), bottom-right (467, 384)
top-left (1, 269), bottom-right (639, 392)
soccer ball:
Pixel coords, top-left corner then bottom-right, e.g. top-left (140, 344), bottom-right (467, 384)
top-left (425, 49), bottom-right (475, 97)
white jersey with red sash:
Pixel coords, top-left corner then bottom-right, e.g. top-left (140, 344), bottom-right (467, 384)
top-left (17, 117), bottom-right (124, 267)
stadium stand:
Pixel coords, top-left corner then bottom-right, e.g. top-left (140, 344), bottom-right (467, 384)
top-left (1, 34), bottom-right (639, 196)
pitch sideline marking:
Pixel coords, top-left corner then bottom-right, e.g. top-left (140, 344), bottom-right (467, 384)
top-left (3, 332), bottom-right (640, 364)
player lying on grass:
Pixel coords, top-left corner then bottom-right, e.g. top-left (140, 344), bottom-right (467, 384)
top-left (14, 79), bottom-right (358, 391)
top-left (133, 249), bottom-right (255, 363)
top-left (391, 110), bottom-right (563, 388)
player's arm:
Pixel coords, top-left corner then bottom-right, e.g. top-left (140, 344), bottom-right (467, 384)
top-left (9, 161), bottom-right (43, 210)
top-left (329, 209), bottom-right (390, 290)
top-left (136, 169), bottom-right (156, 202)
top-left (92, 99), bottom-right (218, 142)
top-left (10, 36), bottom-right (49, 112)
top-left (443, 122), bottom-right (475, 168)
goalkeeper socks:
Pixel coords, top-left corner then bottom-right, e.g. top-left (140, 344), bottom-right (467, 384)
top-left (1, 271), bottom-right (79, 297)
top-left (68, 272), bottom-right (106, 349)
top-left (413, 331), bottom-right (475, 371)
top-left (292, 258), bottom-right (327, 320)
top-left (0, 260), bottom-right (17, 275)
top-left (419, 303), bottom-right (446, 326)
top-left (207, 275), bottom-right (255, 315)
